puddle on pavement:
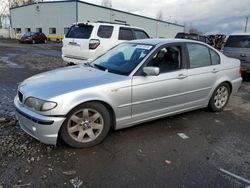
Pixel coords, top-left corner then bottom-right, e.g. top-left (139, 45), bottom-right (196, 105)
top-left (0, 54), bottom-right (23, 68)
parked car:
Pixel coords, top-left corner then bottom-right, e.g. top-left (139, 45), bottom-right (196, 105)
top-left (223, 33), bottom-right (250, 73)
top-left (19, 32), bottom-right (47, 44)
top-left (15, 39), bottom-right (242, 148)
top-left (62, 21), bottom-right (150, 65)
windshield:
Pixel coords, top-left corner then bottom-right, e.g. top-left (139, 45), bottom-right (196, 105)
top-left (91, 43), bottom-right (154, 75)
top-left (225, 35), bottom-right (250, 48)
top-left (23, 32), bottom-right (35, 37)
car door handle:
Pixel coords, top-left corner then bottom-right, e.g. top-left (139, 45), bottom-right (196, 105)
top-left (212, 68), bottom-right (219, 73)
top-left (177, 74), bottom-right (188, 79)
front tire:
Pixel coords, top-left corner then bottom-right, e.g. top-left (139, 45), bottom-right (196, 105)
top-left (60, 102), bottom-right (111, 148)
top-left (208, 83), bottom-right (230, 112)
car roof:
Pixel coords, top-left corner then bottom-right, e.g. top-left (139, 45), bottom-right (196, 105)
top-left (128, 38), bottom-right (206, 46)
top-left (229, 33), bottom-right (250, 36)
top-left (72, 22), bottom-right (144, 30)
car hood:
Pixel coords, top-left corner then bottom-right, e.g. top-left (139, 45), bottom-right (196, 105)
top-left (19, 65), bottom-right (127, 100)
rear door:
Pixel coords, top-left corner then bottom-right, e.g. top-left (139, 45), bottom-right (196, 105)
top-left (185, 43), bottom-right (221, 105)
top-left (62, 24), bottom-right (94, 60)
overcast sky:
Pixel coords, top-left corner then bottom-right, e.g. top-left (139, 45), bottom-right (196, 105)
top-left (85, 0), bottom-right (250, 34)
top-left (0, 0), bottom-right (249, 34)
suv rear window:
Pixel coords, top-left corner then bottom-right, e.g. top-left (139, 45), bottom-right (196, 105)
top-left (119, 28), bottom-right (134, 40)
top-left (134, 30), bottom-right (149, 39)
top-left (225, 35), bottom-right (250, 48)
top-left (66, 24), bottom-right (93, 39)
top-left (97, 25), bottom-right (114, 38)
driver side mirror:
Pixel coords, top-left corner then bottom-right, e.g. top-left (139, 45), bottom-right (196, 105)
top-left (143, 67), bottom-right (160, 76)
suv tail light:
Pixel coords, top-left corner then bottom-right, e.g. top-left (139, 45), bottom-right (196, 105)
top-left (89, 39), bottom-right (100, 50)
top-left (239, 65), bottom-right (243, 76)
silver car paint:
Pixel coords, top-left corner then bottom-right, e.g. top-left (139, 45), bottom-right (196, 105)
top-left (15, 39), bottom-right (242, 145)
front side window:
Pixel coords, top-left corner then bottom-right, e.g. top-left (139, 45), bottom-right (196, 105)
top-left (147, 46), bottom-right (182, 73)
top-left (210, 49), bottom-right (220, 65)
top-left (134, 30), bottom-right (149, 39)
top-left (49, 27), bottom-right (56, 34)
top-left (66, 24), bottom-right (93, 39)
top-left (92, 43), bottom-right (154, 75)
top-left (187, 43), bottom-right (211, 68)
top-left (118, 28), bottom-right (134, 40)
top-left (97, 25), bottom-right (114, 38)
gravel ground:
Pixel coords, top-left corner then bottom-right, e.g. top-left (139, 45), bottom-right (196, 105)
top-left (0, 39), bottom-right (249, 188)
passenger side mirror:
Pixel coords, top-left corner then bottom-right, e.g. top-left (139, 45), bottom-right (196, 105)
top-left (143, 67), bottom-right (160, 76)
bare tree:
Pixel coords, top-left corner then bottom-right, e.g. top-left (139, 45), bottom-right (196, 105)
top-left (0, 2), bottom-right (9, 28)
top-left (8, 0), bottom-right (36, 8)
top-left (101, 0), bottom-right (112, 8)
top-left (156, 10), bottom-right (163, 21)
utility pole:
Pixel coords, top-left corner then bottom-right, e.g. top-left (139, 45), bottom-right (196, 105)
top-left (245, 17), bottom-right (248, 33)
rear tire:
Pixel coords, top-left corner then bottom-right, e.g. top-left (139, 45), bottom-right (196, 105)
top-left (60, 102), bottom-right (111, 148)
top-left (208, 83), bottom-right (230, 112)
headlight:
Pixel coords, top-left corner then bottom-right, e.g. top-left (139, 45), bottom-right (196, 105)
top-left (25, 97), bottom-right (57, 111)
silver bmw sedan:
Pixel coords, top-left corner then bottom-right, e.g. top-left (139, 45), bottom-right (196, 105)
top-left (15, 39), bottom-right (242, 148)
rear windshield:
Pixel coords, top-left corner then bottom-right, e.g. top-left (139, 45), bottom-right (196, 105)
top-left (66, 24), bottom-right (93, 39)
top-left (225, 35), bottom-right (250, 48)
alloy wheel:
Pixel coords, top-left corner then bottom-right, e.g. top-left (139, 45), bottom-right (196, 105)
top-left (67, 108), bottom-right (104, 143)
top-left (214, 86), bottom-right (229, 109)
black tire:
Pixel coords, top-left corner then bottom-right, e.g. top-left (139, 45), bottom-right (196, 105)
top-left (208, 83), bottom-right (231, 112)
top-left (60, 102), bottom-right (111, 148)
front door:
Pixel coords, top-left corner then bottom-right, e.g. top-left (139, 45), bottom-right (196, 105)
top-left (132, 44), bottom-right (189, 121)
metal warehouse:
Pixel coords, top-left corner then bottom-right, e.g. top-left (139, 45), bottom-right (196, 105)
top-left (10, 0), bottom-right (184, 39)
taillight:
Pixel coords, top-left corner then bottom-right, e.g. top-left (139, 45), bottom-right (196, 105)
top-left (239, 65), bottom-right (243, 76)
top-left (89, 39), bottom-right (100, 50)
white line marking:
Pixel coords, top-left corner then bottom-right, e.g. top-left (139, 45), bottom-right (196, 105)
top-left (177, 133), bottom-right (189, 139)
top-left (219, 168), bottom-right (250, 184)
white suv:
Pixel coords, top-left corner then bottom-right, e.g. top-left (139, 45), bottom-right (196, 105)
top-left (62, 21), bottom-right (150, 64)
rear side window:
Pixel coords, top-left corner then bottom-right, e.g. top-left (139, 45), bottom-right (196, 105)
top-left (134, 30), bottom-right (149, 39)
top-left (225, 35), bottom-right (250, 48)
top-left (97, 25), bottom-right (114, 38)
top-left (210, 49), bottom-right (220, 65)
top-left (187, 43), bottom-right (211, 68)
top-left (66, 25), bottom-right (93, 39)
top-left (118, 28), bottom-right (134, 40)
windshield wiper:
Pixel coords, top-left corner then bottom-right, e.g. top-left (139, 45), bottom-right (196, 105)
top-left (83, 62), bottom-right (94, 68)
top-left (93, 64), bottom-right (109, 72)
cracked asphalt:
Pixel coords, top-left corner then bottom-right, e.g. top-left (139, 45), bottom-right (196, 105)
top-left (0, 39), bottom-right (249, 188)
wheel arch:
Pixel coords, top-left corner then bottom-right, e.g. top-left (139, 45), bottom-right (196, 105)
top-left (64, 100), bottom-right (116, 129)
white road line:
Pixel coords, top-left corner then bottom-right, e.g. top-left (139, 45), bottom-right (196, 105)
top-left (219, 168), bottom-right (250, 184)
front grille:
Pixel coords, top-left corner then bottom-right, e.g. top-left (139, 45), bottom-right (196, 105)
top-left (18, 91), bottom-right (23, 103)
